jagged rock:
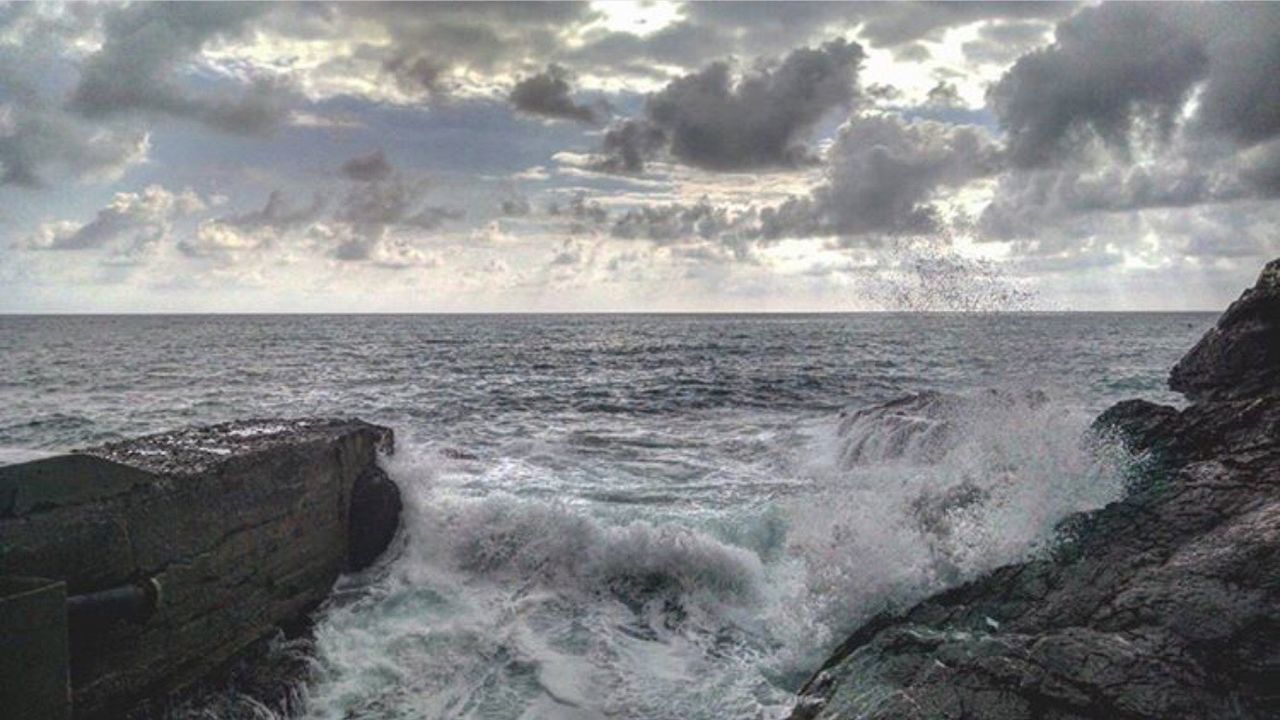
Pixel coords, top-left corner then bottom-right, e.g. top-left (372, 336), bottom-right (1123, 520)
top-left (792, 258), bottom-right (1280, 720)
top-left (0, 418), bottom-right (398, 719)
top-left (1170, 257), bottom-right (1280, 402)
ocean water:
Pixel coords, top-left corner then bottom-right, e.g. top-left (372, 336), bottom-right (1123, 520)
top-left (0, 313), bottom-right (1213, 719)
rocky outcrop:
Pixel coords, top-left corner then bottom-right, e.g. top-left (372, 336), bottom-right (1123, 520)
top-left (1169, 257), bottom-right (1280, 402)
top-left (0, 418), bottom-right (401, 719)
top-left (791, 258), bottom-right (1280, 720)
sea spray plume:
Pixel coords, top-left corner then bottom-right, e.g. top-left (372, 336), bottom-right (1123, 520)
top-left (785, 389), bottom-right (1130, 637)
top-left (292, 444), bottom-right (791, 719)
top-left (853, 238), bottom-right (1035, 311)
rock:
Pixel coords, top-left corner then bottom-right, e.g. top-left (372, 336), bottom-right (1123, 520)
top-left (348, 464), bottom-right (402, 570)
top-left (1169, 257), bottom-right (1280, 402)
top-left (0, 418), bottom-right (398, 719)
top-left (792, 258), bottom-right (1280, 720)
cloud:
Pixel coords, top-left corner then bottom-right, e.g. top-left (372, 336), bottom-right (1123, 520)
top-left (509, 64), bottom-right (602, 123)
top-left (805, 113), bottom-right (1001, 237)
top-left (24, 185), bottom-right (204, 259)
top-left (548, 193), bottom-right (609, 225)
top-left (0, 98), bottom-right (150, 188)
top-left (596, 39), bottom-right (864, 172)
top-left (312, 222), bottom-right (441, 269)
top-left (595, 118), bottom-right (667, 173)
top-left (381, 52), bottom-right (451, 98)
top-left (961, 19), bottom-right (1055, 66)
top-left (340, 150), bottom-right (394, 182)
top-left (990, 3), bottom-right (1210, 169)
top-left (1187, 4), bottom-right (1280, 146)
top-left (979, 3), bottom-right (1280, 248)
top-left (611, 199), bottom-right (748, 245)
top-left (500, 195), bottom-right (532, 217)
top-left (990, 3), bottom-right (1280, 170)
top-left (179, 190), bottom-right (325, 258)
top-left (600, 112), bottom-right (1000, 252)
top-left (925, 81), bottom-right (963, 109)
top-left (0, 12), bottom-right (150, 188)
top-left (315, 151), bottom-right (465, 265)
top-left (68, 2), bottom-right (291, 135)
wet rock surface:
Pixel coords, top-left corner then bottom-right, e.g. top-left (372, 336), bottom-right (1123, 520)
top-left (0, 418), bottom-right (399, 719)
top-left (791, 258), bottom-right (1280, 720)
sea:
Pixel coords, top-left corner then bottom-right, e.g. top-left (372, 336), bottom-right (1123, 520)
top-left (0, 313), bottom-right (1214, 719)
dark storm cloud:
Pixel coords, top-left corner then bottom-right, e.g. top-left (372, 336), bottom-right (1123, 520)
top-left (595, 119), bottom-right (667, 173)
top-left (815, 114), bottom-right (1001, 237)
top-left (596, 39), bottom-right (864, 172)
top-left (69, 2), bottom-right (291, 135)
top-left (649, 38), bottom-right (863, 170)
top-left (979, 2), bottom-right (1280, 248)
top-left (381, 52), bottom-right (450, 98)
top-left (0, 10), bottom-right (147, 188)
top-left (603, 112), bottom-right (1000, 253)
top-left (0, 94), bottom-right (148, 188)
top-left (341, 150), bottom-right (394, 182)
top-left (509, 65), bottom-right (602, 124)
top-left (1188, 4), bottom-right (1280, 146)
top-left (1239, 141), bottom-right (1280, 197)
top-left (990, 3), bottom-right (1280, 169)
top-left (990, 3), bottom-right (1210, 169)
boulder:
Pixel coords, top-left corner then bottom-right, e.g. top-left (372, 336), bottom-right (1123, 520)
top-left (791, 258), bottom-right (1280, 720)
top-left (1169, 257), bottom-right (1280, 402)
top-left (0, 418), bottom-right (399, 719)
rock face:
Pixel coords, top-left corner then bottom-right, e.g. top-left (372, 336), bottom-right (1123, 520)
top-left (1170, 257), bottom-right (1280, 402)
top-left (0, 418), bottom-right (401, 719)
top-left (791, 258), bottom-right (1280, 720)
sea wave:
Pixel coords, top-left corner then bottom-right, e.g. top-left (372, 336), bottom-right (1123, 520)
top-left (155, 388), bottom-right (1133, 720)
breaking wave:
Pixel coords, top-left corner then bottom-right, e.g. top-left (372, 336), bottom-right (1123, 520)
top-left (162, 389), bottom-right (1133, 720)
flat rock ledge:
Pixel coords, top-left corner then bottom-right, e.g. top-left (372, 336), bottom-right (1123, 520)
top-left (790, 257), bottom-right (1280, 720)
top-left (0, 418), bottom-right (401, 719)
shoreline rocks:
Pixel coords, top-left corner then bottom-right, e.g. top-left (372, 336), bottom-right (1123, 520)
top-left (0, 418), bottom-right (401, 719)
top-left (790, 257), bottom-right (1280, 720)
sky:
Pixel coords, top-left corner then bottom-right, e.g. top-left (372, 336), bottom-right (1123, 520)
top-left (1, 1), bottom-right (1278, 313)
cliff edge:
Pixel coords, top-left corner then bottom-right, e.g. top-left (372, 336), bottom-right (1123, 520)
top-left (0, 418), bottom-right (401, 719)
top-left (791, 258), bottom-right (1280, 720)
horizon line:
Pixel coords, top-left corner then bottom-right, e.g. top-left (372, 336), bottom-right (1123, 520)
top-left (0, 309), bottom-right (1223, 317)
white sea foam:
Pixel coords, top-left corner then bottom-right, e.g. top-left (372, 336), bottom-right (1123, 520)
top-left (277, 389), bottom-right (1131, 720)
